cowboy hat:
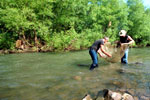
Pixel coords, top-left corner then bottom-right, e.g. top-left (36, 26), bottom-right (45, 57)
top-left (119, 30), bottom-right (127, 36)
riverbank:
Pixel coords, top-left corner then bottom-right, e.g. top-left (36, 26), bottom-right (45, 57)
top-left (0, 45), bottom-right (149, 55)
top-left (0, 47), bottom-right (51, 54)
top-left (0, 46), bottom-right (87, 54)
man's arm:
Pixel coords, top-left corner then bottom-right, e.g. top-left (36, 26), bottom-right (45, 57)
top-left (127, 36), bottom-right (134, 44)
top-left (97, 49), bottom-right (105, 58)
top-left (100, 45), bottom-right (112, 57)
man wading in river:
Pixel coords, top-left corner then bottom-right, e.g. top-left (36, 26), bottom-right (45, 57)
top-left (119, 30), bottom-right (134, 64)
top-left (89, 37), bottom-right (112, 70)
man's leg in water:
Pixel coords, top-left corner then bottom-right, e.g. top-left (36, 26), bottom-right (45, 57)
top-left (121, 49), bottom-right (129, 64)
top-left (89, 49), bottom-right (98, 70)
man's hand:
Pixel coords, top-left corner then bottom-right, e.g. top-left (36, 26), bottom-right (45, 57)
top-left (100, 54), bottom-right (106, 58)
top-left (98, 49), bottom-right (106, 58)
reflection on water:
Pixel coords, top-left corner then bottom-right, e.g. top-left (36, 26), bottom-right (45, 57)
top-left (0, 48), bottom-right (150, 100)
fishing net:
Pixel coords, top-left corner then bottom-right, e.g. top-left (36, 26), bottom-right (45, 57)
top-left (99, 42), bottom-right (129, 63)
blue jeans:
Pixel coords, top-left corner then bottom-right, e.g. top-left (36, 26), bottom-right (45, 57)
top-left (121, 49), bottom-right (129, 64)
top-left (89, 49), bottom-right (98, 70)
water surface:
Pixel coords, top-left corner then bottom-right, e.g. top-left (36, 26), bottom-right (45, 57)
top-left (0, 48), bottom-right (150, 100)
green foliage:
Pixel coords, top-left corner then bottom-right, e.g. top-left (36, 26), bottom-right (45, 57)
top-left (0, 0), bottom-right (150, 51)
top-left (0, 33), bottom-right (15, 50)
top-left (49, 28), bottom-right (78, 51)
top-left (127, 0), bottom-right (150, 46)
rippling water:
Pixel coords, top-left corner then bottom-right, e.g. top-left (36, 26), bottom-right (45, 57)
top-left (0, 48), bottom-right (150, 100)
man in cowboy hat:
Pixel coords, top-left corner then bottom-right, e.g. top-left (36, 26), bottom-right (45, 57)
top-left (119, 30), bottom-right (134, 64)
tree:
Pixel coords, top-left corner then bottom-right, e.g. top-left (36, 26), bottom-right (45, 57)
top-left (127, 0), bottom-right (150, 46)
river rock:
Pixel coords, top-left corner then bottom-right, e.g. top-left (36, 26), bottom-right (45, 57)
top-left (82, 94), bottom-right (92, 100)
top-left (104, 89), bottom-right (122, 100)
top-left (82, 89), bottom-right (136, 100)
top-left (140, 96), bottom-right (150, 100)
top-left (117, 68), bottom-right (125, 74)
top-left (73, 76), bottom-right (82, 81)
top-left (122, 93), bottom-right (134, 100)
top-left (112, 81), bottom-right (124, 88)
top-left (130, 61), bottom-right (144, 65)
top-left (133, 96), bottom-right (139, 100)
top-left (103, 89), bottom-right (134, 100)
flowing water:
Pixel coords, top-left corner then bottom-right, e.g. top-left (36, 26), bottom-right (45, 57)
top-left (0, 48), bottom-right (150, 100)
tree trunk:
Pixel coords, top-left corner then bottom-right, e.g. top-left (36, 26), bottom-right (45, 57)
top-left (34, 30), bottom-right (38, 46)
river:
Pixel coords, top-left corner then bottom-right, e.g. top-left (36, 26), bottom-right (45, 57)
top-left (0, 48), bottom-right (150, 100)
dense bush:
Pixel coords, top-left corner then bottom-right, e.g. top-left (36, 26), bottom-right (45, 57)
top-left (0, 0), bottom-right (150, 51)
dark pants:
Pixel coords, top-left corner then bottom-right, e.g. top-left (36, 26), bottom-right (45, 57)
top-left (89, 49), bottom-right (98, 70)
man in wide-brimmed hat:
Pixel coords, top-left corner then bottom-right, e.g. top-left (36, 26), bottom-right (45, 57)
top-left (119, 30), bottom-right (134, 64)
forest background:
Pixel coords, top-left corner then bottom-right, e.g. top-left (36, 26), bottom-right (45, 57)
top-left (0, 0), bottom-right (150, 52)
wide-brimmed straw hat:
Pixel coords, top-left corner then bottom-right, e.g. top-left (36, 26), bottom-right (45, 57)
top-left (119, 30), bottom-right (127, 36)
